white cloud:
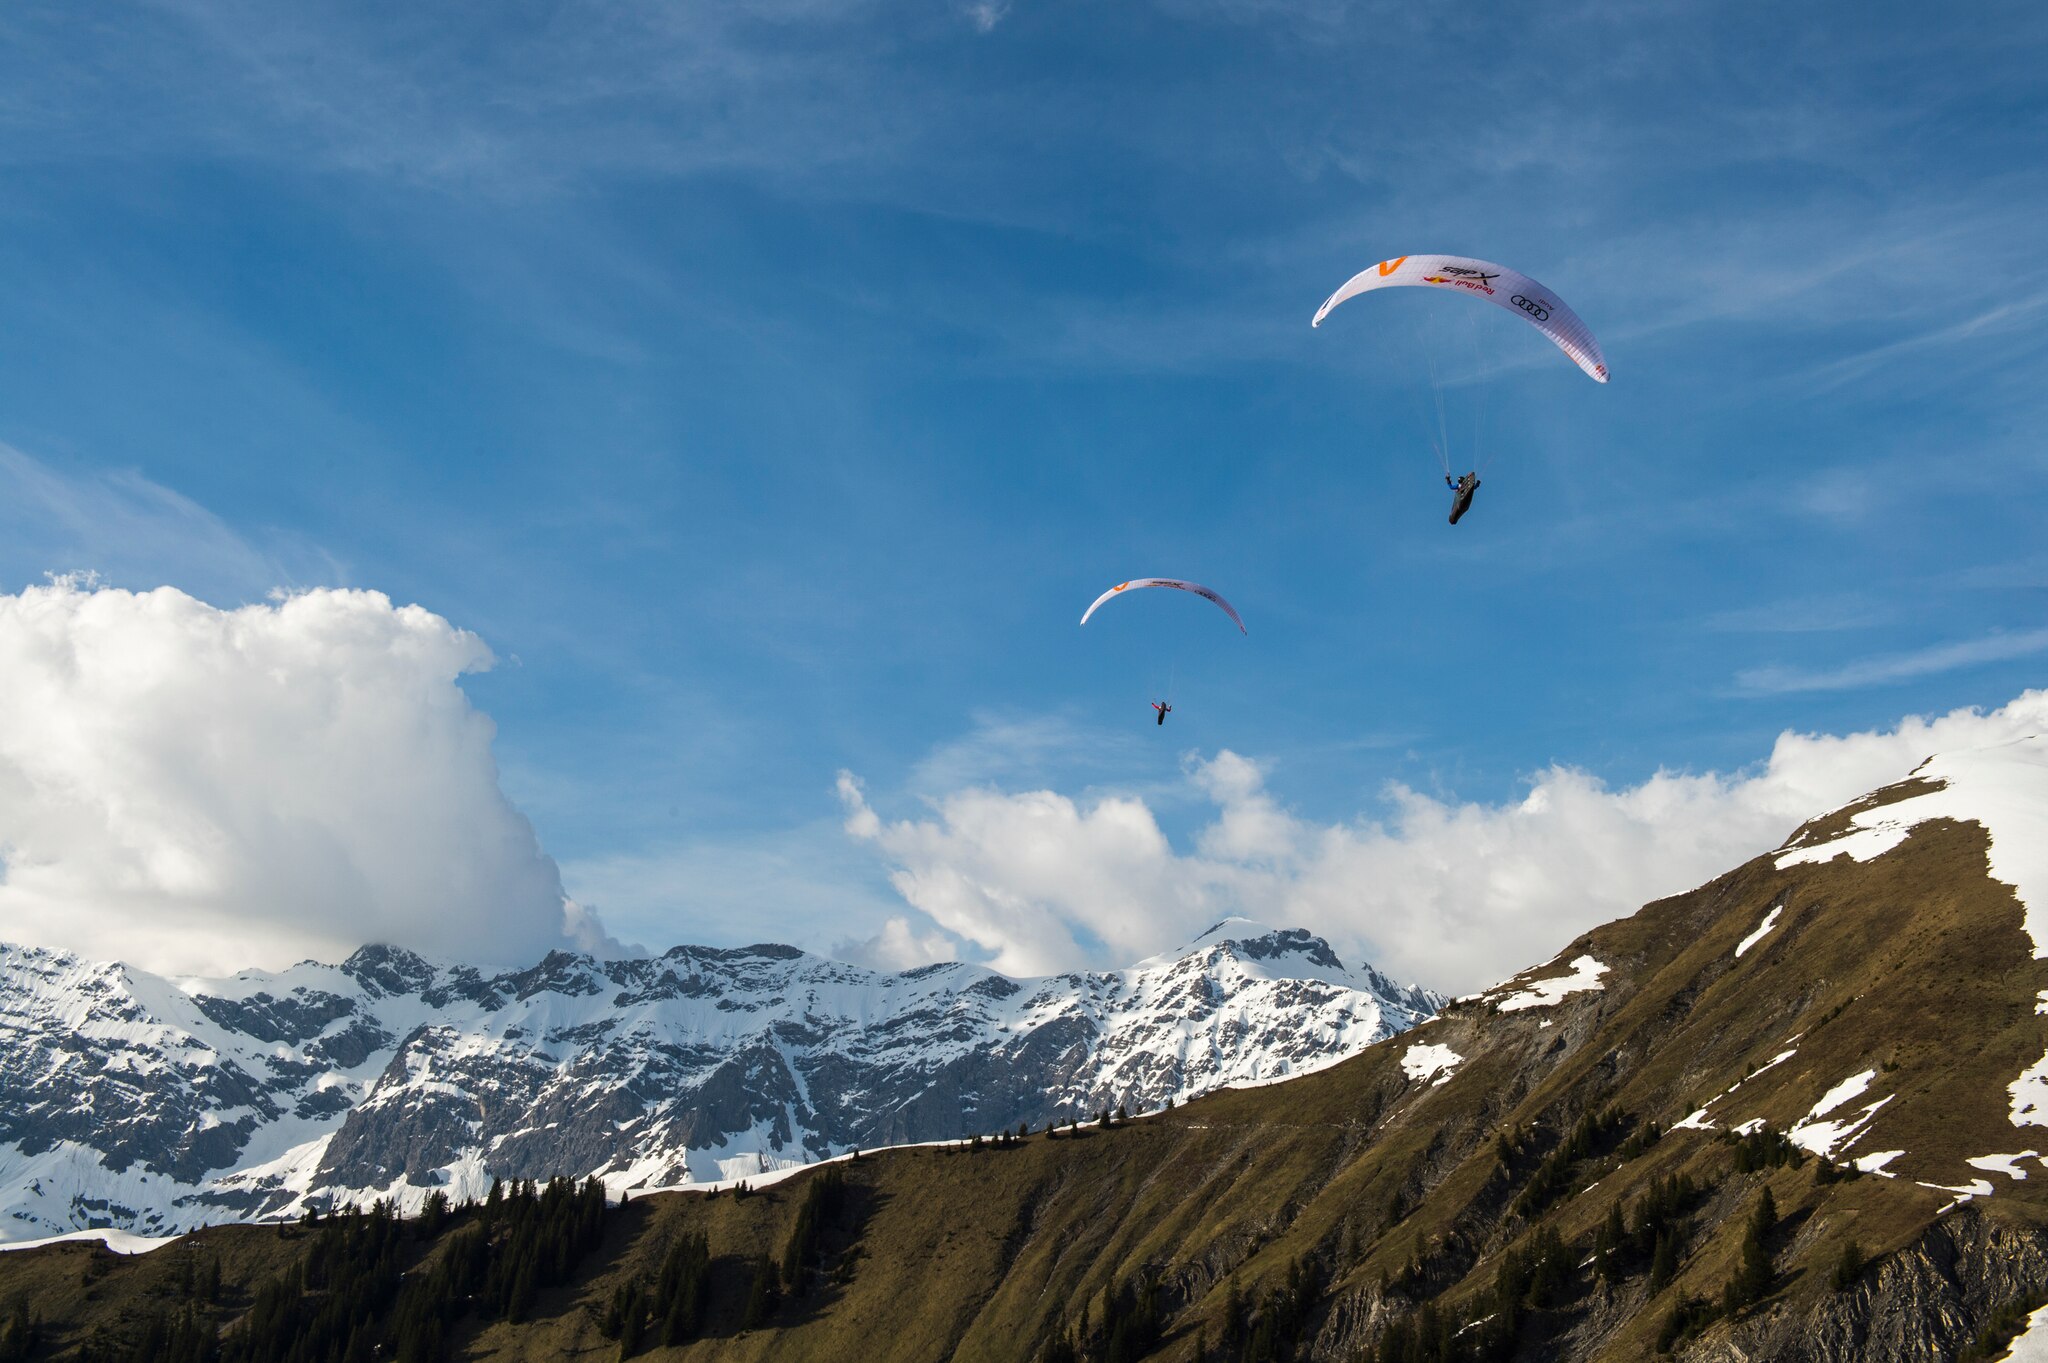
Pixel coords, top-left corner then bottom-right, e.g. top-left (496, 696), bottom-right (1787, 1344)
top-left (840, 689), bottom-right (2048, 993)
top-left (840, 770), bottom-right (1209, 976)
top-left (0, 579), bottom-right (591, 974)
top-left (838, 914), bottom-right (961, 971)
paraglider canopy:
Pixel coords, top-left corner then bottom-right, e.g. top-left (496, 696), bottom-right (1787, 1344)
top-left (1080, 579), bottom-right (1246, 634)
top-left (1312, 254), bottom-right (1608, 384)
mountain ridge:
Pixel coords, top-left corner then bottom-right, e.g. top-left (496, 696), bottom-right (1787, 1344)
top-left (0, 917), bottom-right (1438, 1243)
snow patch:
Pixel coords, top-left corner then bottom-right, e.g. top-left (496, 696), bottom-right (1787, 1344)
top-left (1967, 1152), bottom-right (2040, 1181)
top-left (1495, 956), bottom-right (1608, 1012)
top-left (2012, 1052), bottom-right (2048, 1129)
top-left (1788, 1070), bottom-right (1891, 1157)
top-left (1921, 1177), bottom-right (1997, 1200)
top-left (1855, 1150), bottom-right (1905, 1174)
top-left (0, 1227), bottom-right (176, 1255)
top-left (1401, 1043), bottom-right (1463, 1087)
top-left (1996, 1300), bottom-right (2048, 1361)
top-left (1808, 1070), bottom-right (1875, 1118)
top-left (1736, 904), bottom-right (1783, 958)
top-left (1730, 1048), bottom-right (1798, 1090)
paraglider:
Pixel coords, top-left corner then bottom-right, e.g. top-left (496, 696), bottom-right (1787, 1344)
top-left (1079, 578), bottom-right (1246, 633)
top-left (1082, 579), bottom-right (1244, 726)
top-left (1313, 254), bottom-right (1606, 524)
top-left (1311, 254), bottom-right (1607, 382)
top-left (1446, 471), bottom-right (1480, 525)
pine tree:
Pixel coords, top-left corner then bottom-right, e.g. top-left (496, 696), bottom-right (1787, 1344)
top-left (1722, 1187), bottom-right (1776, 1312)
top-left (1830, 1239), bottom-right (1865, 1291)
top-left (1649, 1229), bottom-right (1678, 1292)
top-left (1752, 1184), bottom-right (1778, 1236)
top-left (0, 1297), bottom-right (36, 1363)
top-left (418, 1189), bottom-right (451, 1238)
top-left (654, 1231), bottom-right (711, 1344)
top-left (617, 1291), bottom-right (644, 1358)
top-left (743, 1253), bottom-right (779, 1327)
top-left (1597, 1200), bottom-right (1627, 1283)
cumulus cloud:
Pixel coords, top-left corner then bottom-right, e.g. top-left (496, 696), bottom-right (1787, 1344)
top-left (840, 689), bottom-right (2048, 992)
top-left (837, 914), bottom-right (962, 972)
top-left (0, 579), bottom-right (595, 974)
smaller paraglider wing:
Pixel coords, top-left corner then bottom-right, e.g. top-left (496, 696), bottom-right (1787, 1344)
top-left (1311, 254), bottom-right (1608, 383)
top-left (1080, 578), bottom-right (1247, 633)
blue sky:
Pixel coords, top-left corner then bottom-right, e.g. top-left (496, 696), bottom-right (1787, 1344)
top-left (1, 0), bottom-right (2045, 978)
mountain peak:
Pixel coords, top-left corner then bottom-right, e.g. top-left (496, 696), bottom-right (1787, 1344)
top-left (1173, 919), bottom-right (1346, 972)
top-left (339, 943), bottom-right (435, 997)
top-left (1776, 731), bottom-right (2048, 952)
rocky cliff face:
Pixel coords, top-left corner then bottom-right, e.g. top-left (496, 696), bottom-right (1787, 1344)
top-left (1695, 1210), bottom-right (2048, 1362)
top-left (0, 919), bottom-right (1437, 1241)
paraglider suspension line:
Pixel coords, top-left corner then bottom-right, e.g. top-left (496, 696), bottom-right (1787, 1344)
top-left (1423, 342), bottom-right (1454, 477)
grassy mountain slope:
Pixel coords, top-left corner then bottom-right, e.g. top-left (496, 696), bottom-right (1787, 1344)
top-left (8, 770), bottom-right (2048, 1362)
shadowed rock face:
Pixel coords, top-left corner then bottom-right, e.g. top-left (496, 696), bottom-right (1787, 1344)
top-left (0, 921), bottom-right (1437, 1239)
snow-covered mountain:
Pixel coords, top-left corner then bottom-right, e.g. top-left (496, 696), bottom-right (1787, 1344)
top-left (0, 919), bottom-right (1437, 1242)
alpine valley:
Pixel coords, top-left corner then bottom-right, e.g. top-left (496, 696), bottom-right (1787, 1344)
top-left (0, 921), bottom-right (1437, 1242)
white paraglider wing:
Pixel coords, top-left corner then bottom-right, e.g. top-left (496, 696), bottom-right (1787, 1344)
top-left (1312, 254), bottom-right (1608, 383)
top-left (1080, 579), bottom-right (1247, 633)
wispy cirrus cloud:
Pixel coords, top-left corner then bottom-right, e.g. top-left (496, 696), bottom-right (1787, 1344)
top-left (1735, 629), bottom-right (2048, 696)
top-left (0, 442), bottom-right (340, 602)
top-left (1803, 290), bottom-right (2048, 392)
top-left (1700, 593), bottom-right (1891, 635)
top-left (964, 0), bottom-right (1010, 33)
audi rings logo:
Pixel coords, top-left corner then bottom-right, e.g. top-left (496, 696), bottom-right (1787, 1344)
top-left (1512, 294), bottom-right (1551, 321)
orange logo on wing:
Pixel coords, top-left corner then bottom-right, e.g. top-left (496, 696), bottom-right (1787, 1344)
top-left (1377, 257), bottom-right (1408, 276)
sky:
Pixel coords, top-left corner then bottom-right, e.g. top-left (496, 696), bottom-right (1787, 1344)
top-left (0, 0), bottom-right (2044, 992)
